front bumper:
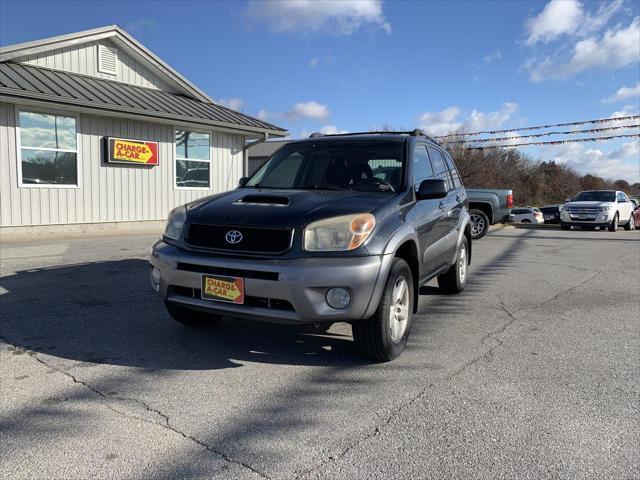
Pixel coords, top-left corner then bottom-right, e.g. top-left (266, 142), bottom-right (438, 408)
top-left (560, 211), bottom-right (613, 227)
top-left (149, 241), bottom-right (393, 325)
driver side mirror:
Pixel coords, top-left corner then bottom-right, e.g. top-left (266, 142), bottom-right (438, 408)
top-left (238, 176), bottom-right (249, 187)
top-left (416, 179), bottom-right (448, 200)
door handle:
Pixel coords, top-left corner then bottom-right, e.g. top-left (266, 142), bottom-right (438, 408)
top-left (456, 195), bottom-right (461, 202)
top-left (439, 201), bottom-right (446, 209)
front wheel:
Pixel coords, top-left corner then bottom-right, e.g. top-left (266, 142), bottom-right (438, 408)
top-left (352, 258), bottom-right (414, 362)
top-left (624, 215), bottom-right (635, 231)
top-left (437, 236), bottom-right (469, 294)
top-left (608, 213), bottom-right (619, 232)
top-left (469, 209), bottom-right (490, 240)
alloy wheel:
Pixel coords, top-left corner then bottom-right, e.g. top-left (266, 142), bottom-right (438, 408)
top-left (389, 276), bottom-right (409, 344)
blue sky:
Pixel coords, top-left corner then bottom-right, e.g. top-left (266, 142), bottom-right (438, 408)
top-left (1, 0), bottom-right (638, 182)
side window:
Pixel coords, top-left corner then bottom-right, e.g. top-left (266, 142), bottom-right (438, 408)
top-left (427, 146), bottom-right (453, 190)
top-left (443, 151), bottom-right (463, 189)
top-left (175, 130), bottom-right (211, 188)
top-left (412, 144), bottom-right (434, 191)
top-left (617, 192), bottom-right (627, 202)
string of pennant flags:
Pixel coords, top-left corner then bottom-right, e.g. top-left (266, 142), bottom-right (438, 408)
top-left (462, 133), bottom-right (640, 150)
top-left (435, 114), bottom-right (640, 138)
top-left (445, 123), bottom-right (640, 145)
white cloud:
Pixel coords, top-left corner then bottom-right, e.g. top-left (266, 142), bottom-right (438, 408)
top-left (525, 0), bottom-right (583, 46)
top-left (417, 103), bottom-right (519, 136)
top-left (320, 125), bottom-right (349, 135)
top-left (524, 0), bottom-right (623, 46)
top-left (417, 107), bottom-right (463, 136)
top-left (244, 0), bottom-right (391, 36)
top-left (124, 19), bottom-right (158, 36)
top-left (544, 140), bottom-right (640, 183)
top-left (256, 109), bottom-right (269, 120)
top-left (527, 15), bottom-right (639, 81)
top-left (285, 101), bottom-right (330, 122)
top-left (483, 50), bottom-right (502, 64)
top-left (309, 57), bottom-right (319, 68)
top-left (602, 83), bottom-right (640, 103)
top-left (217, 97), bottom-right (244, 111)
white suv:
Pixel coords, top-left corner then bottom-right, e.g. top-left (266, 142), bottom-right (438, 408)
top-left (560, 190), bottom-right (635, 232)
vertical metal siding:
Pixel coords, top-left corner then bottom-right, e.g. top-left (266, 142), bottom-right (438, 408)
top-left (0, 101), bottom-right (246, 227)
top-left (18, 40), bottom-right (174, 92)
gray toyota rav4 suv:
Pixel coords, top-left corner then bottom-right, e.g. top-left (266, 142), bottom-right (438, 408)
top-left (150, 130), bottom-right (472, 361)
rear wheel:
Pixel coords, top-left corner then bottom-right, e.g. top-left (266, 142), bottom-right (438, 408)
top-left (624, 215), bottom-right (635, 231)
top-left (608, 213), bottom-right (619, 232)
top-left (469, 209), bottom-right (489, 240)
top-left (164, 301), bottom-right (220, 327)
top-left (352, 258), bottom-right (413, 362)
top-left (437, 236), bottom-right (468, 294)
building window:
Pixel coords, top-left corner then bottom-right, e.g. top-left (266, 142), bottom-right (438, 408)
top-left (19, 111), bottom-right (78, 186)
top-left (175, 130), bottom-right (210, 188)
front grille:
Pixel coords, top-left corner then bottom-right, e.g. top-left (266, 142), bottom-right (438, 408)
top-left (568, 208), bottom-right (600, 214)
top-left (185, 224), bottom-right (293, 254)
top-left (177, 263), bottom-right (279, 281)
top-left (168, 286), bottom-right (294, 311)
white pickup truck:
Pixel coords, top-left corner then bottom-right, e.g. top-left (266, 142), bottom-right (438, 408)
top-left (560, 190), bottom-right (636, 231)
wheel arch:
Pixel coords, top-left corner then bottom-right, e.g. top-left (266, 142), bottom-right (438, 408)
top-left (469, 201), bottom-right (494, 224)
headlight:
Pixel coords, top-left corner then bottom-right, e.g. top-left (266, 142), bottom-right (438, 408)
top-left (599, 206), bottom-right (612, 212)
top-left (164, 205), bottom-right (187, 240)
top-left (304, 213), bottom-right (376, 251)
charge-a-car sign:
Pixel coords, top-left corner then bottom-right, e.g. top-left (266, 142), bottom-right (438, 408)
top-left (107, 138), bottom-right (159, 165)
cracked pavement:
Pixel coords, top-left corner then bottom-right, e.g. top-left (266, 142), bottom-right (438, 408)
top-left (1, 226), bottom-right (638, 479)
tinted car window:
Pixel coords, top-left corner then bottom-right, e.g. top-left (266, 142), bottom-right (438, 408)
top-left (442, 151), bottom-right (463, 189)
top-left (617, 192), bottom-right (628, 202)
top-left (572, 191), bottom-right (615, 202)
top-left (427, 146), bottom-right (453, 190)
top-left (246, 141), bottom-right (404, 192)
top-left (412, 144), bottom-right (434, 191)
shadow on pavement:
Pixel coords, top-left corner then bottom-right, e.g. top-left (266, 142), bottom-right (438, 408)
top-left (0, 259), bottom-right (368, 370)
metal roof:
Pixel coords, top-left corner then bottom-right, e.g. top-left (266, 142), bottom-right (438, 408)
top-left (0, 62), bottom-right (287, 136)
top-left (0, 25), bottom-right (214, 104)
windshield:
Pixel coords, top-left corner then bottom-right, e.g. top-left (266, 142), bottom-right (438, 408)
top-left (572, 191), bottom-right (615, 202)
top-left (245, 141), bottom-right (405, 192)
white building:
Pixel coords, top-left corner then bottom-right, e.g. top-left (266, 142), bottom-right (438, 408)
top-left (0, 26), bottom-right (286, 231)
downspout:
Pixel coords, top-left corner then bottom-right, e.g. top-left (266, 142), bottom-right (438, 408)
top-left (243, 132), bottom-right (269, 176)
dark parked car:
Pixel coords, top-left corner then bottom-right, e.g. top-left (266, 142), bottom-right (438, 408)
top-left (539, 205), bottom-right (561, 224)
top-left (150, 130), bottom-right (472, 361)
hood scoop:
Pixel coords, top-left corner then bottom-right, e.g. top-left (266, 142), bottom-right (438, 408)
top-left (234, 194), bottom-right (290, 207)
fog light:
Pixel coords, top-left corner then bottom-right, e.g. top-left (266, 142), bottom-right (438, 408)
top-left (326, 287), bottom-right (351, 309)
top-left (150, 266), bottom-right (160, 292)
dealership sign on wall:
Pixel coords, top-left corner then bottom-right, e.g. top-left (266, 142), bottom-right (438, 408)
top-left (106, 137), bottom-right (159, 165)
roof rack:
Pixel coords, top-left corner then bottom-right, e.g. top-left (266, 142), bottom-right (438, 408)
top-left (308, 129), bottom-right (440, 145)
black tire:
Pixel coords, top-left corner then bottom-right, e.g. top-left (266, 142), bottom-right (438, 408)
top-left (437, 236), bottom-right (469, 294)
top-left (624, 215), bottom-right (635, 231)
top-left (164, 301), bottom-right (220, 327)
top-left (522, 219), bottom-right (532, 224)
top-left (608, 213), bottom-right (619, 232)
top-left (352, 258), bottom-right (414, 362)
top-left (469, 209), bottom-right (490, 240)
top-left (560, 223), bottom-right (571, 231)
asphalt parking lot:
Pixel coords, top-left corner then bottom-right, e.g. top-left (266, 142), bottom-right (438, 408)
top-left (1, 226), bottom-right (638, 480)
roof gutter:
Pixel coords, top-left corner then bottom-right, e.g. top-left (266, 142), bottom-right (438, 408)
top-left (243, 133), bottom-right (270, 175)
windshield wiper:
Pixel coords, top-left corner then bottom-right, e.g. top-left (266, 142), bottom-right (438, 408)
top-left (298, 184), bottom-right (350, 191)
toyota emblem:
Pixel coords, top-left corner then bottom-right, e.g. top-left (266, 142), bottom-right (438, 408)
top-left (225, 230), bottom-right (243, 244)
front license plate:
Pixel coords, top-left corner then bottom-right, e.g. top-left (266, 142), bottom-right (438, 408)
top-left (201, 275), bottom-right (245, 304)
